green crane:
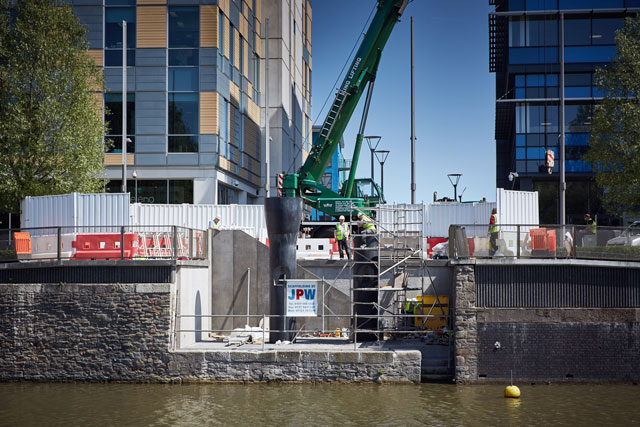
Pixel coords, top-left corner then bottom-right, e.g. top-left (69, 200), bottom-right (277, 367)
top-left (281, 0), bottom-right (409, 218)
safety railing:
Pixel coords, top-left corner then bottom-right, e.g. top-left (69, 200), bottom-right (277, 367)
top-left (448, 223), bottom-right (640, 262)
top-left (174, 312), bottom-right (452, 352)
top-left (1, 225), bottom-right (208, 262)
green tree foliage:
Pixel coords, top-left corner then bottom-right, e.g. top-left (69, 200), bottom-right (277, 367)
top-left (587, 16), bottom-right (640, 215)
top-left (0, 0), bottom-right (105, 214)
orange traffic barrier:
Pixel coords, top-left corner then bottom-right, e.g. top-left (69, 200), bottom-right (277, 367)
top-left (13, 232), bottom-right (32, 255)
top-left (72, 233), bottom-right (139, 260)
top-left (530, 228), bottom-right (548, 252)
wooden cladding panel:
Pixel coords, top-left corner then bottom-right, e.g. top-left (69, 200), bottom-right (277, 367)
top-left (200, 92), bottom-right (219, 134)
top-left (138, 6), bottom-right (166, 48)
top-left (219, 156), bottom-right (231, 171)
top-left (251, 174), bottom-right (260, 186)
top-left (243, 40), bottom-right (249, 76)
top-left (238, 168), bottom-right (249, 180)
top-left (229, 82), bottom-right (240, 107)
top-left (87, 49), bottom-right (103, 67)
top-left (306, 15), bottom-right (311, 45)
top-left (256, 0), bottom-right (261, 23)
top-left (219, 0), bottom-right (229, 14)
top-left (306, 0), bottom-right (311, 19)
top-left (244, 115), bottom-right (259, 159)
top-left (233, 28), bottom-right (240, 69)
top-left (223, 16), bottom-right (230, 58)
top-left (201, 6), bottom-right (219, 48)
top-left (240, 15), bottom-right (248, 40)
top-left (104, 154), bottom-right (134, 166)
top-left (247, 98), bottom-right (259, 125)
top-left (137, 0), bottom-right (166, 4)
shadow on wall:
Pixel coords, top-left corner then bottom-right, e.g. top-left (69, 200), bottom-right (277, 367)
top-left (195, 290), bottom-right (202, 342)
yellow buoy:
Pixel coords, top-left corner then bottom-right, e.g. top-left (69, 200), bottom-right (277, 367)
top-left (504, 385), bottom-right (521, 398)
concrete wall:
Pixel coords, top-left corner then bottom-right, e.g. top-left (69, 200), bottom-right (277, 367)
top-left (452, 260), bottom-right (640, 383)
top-left (176, 265), bottom-right (212, 348)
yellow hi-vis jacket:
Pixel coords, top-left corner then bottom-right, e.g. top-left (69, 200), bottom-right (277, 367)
top-left (336, 222), bottom-right (349, 240)
top-left (360, 214), bottom-right (377, 233)
top-left (489, 213), bottom-right (498, 234)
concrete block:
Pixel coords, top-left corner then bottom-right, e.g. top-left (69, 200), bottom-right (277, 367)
top-left (204, 351), bottom-right (230, 362)
top-left (136, 284), bottom-right (170, 294)
top-left (328, 352), bottom-right (359, 364)
top-left (276, 351), bottom-right (301, 363)
top-left (359, 352), bottom-right (393, 364)
top-left (300, 351), bottom-right (328, 363)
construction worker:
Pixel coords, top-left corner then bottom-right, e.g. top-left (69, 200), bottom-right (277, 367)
top-left (584, 213), bottom-right (596, 234)
top-left (334, 215), bottom-right (351, 260)
top-left (357, 211), bottom-right (377, 234)
top-left (488, 208), bottom-right (498, 256)
top-left (209, 217), bottom-right (221, 231)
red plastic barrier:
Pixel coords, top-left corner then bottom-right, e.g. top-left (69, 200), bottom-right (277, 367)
top-left (467, 237), bottom-right (475, 256)
top-left (72, 233), bottom-right (139, 260)
top-left (547, 230), bottom-right (556, 253)
top-left (426, 237), bottom-right (448, 258)
top-left (530, 228), bottom-right (548, 252)
top-left (13, 232), bottom-right (32, 255)
top-left (329, 238), bottom-right (337, 255)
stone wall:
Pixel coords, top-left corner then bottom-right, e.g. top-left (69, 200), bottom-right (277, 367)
top-left (453, 265), bottom-right (477, 382)
top-left (0, 283), bottom-right (421, 383)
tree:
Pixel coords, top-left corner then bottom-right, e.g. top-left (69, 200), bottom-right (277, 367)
top-left (586, 16), bottom-right (640, 215)
top-left (0, 0), bottom-right (106, 214)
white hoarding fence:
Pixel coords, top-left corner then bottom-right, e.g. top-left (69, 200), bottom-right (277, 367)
top-left (285, 280), bottom-right (318, 317)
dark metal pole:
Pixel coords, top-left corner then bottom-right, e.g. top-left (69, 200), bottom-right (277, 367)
top-left (381, 161), bottom-right (385, 194)
top-left (560, 12), bottom-right (566, 225)
top-left (371, 149), bottom-right (374, 182)
top-left (410, 16), bottom-right (416, 204)
top-left (122, 20), bottom-right (127, 194)
top-left (265, 197), bottom-right (302, 342)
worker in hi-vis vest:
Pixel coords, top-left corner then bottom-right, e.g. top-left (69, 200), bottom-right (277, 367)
top-left (357, 211), bottom-right (377, 234)
top-left (488, 208), bottom-right (499, 256)
top-left (209, 217), bottom-right (221, 231)
top-left (334, 215), bottom-right (351, 260)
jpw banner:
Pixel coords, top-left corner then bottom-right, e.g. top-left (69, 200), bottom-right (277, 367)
top-left (285, 281), bottom-right (318, 317)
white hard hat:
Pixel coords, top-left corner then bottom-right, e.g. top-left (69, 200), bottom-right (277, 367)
top-left (357, 212), bottom-right (364, 218)
top-left (339, 215), bottom-right (345, 220)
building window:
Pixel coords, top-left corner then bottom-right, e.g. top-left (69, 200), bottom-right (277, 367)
top-left (104, 93), bottom-right (135, 153)
top-left (169, 67), bottom-right (199, 91)
top-left (218, 183), bottom-right (239, 204)
top-left (219, 96), bottom-right (229, 157)
top-left (104, 7), bottom-right (136, 66)
top-left (169, 7), bottom-right (199, 48)
top-left (168, 93), bottom-right (198, 152)
top-left (169, 180), bottom-right (194, 203)
top-left (169, 49), bottom-right (199, 66)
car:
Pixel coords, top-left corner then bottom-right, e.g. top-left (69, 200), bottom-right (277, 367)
top-left (606, 221), bottom-right (640, 246)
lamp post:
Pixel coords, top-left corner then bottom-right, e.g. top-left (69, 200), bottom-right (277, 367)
top-left (447, 173), bottom-right (462, 202)
top-left (365, 136), bottom-right (381, 181)
top-left (121, 20), bottom-right (128, 194)
top-left (374, 150), bottom-right (390, 194)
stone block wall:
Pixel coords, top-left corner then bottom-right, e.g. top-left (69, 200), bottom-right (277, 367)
top-left (453, 265), bottom-right (477, 383)
top-left (0, 283), bottom-right (421, 383)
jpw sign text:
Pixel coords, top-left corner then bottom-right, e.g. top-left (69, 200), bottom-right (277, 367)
top-left (285, 281), bottom-right (318, 317)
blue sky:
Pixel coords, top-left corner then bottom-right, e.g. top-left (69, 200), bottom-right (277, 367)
top-left (311, 0), bottom-right (495, 203)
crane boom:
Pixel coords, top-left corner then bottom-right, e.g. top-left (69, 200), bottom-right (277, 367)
top-left (282, 0), bottom-right (409, 218)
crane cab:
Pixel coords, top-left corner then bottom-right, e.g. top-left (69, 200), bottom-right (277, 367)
top-left (352, 178), bottom-right (385, 207)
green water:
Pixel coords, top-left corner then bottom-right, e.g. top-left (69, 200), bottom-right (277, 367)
top-left (1, 383), bottom-right (639, 426)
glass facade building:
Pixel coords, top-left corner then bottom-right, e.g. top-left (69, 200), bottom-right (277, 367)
top-left (489, 0), bottom-right (639, 223)
top-left (68, 0), bottom-right (312, 205)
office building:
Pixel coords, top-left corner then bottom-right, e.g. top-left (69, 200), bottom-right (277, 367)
top-left (68, 0), bottom-right (311, 204)
top-left (489, 0), bottom-right (639, 223)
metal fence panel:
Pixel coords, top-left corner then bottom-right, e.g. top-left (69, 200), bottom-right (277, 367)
top-left (21, 193), bottom-right (129, 235)
top-left (496, 188), bottom-right (539, 233)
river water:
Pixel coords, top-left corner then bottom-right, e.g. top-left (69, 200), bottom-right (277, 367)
top-left (1, 383), bottom-right (639, 426)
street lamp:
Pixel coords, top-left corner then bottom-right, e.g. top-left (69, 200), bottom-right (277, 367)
top-left (447, 173), bottom-right (462, 202)
top-left (365, 136), bottom-right (381, 181)
top-left (374, 150), bottom-right (390, 194)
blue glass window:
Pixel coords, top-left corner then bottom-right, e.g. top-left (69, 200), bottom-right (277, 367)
top-left (546, 87), bottom-right (559, 97)
top-left (516, 134), bottom-right (526, 146)
top-left (105, 8), bottom-right (136, 48)
top-left (509, 47), bottom-right (558, 64)
top-left (526, 87), bottom-right (545, 98)
top-left (516, 88), bottom-right (526, 99)
top-left (169, 49), bottom-right (199, 66)
top-left (104, 93), bottom-right (135, 153)
top-left (565, 105), bottom-right (592, 132)
top-left (106, 0), bottom-right (135, 6)
top-left (510, 0), bottom-right (525, 11)
top-left (546, 74), bottom-right (558, 86)
top-left (517, 148), bottom-right (526, 159)
top-left (526, 0), bottom-right (558, 10)
top-left (169, 68), bottom-right (199, 91)
top-left (566, 160), bottom-right (591, 172)
top-left (565, 133), bottom-right (589, 146)
top-left (515, 75), bottom-right (526, 87)
top-left (527, 147), bottom-right (545, 159)
top-left (169, 93), bottom-right (198, 152)
top-left (559, 0), bottom-right (622, 9)
top-left (565, 74), bottom-right (591, 86)
top-left (592, 18), bottom-right (623, 45)
top-left (526, 74), bottom-right (545, 87)
top-left (565, 46), bottom-right (616, 63)
top-left (104, 49), bottom-right (135, 67)
top-left (527, 134), bottom-right (545, 146)
top-left (169, 7), bottom-right (199, 48)
top-left (564, 19), bottom-right (590, 46)
top-left (516, 161), bottom-right (527, 173)
top-left (565, 87), bottom-right (591, 98)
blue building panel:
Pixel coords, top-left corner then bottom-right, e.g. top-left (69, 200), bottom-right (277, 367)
top-left (135, 154), bottom-right (167, 165)
top-left (199, 134), bottom-right (219, 153)
top-left (200, 66), bottom-right (218, 91)
top-left (199, 153), bottom-right (219, 165)
top-left (200, 48), bottom-right (218, 66)
top-left (104, 67), bottom-right (135, 92)
top-left (167, 153), bottom-right (199, 165)
top-left (135, 67), bottom-right (167, 92)
top-left (136, 49), bottom-right (167, 67)
top-left (135, 92), bottom-right (167, 135)
top-left (135, 135), bottom-right (166, 153)
top-left (72, 6), bottom-right (102, 49)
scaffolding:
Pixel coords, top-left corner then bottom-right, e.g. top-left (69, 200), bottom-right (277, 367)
top-left (349, 203), bottom-right (450, 341)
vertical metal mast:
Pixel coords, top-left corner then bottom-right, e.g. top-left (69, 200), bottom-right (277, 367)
top-left (410, 16), bottom-right (416, 204)
top-left (560, 13), bottom-right (566, 225)
top-left (122, 20), bottom-right (127, 194)
top-left (265, 19), bottom-right (271, 198)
